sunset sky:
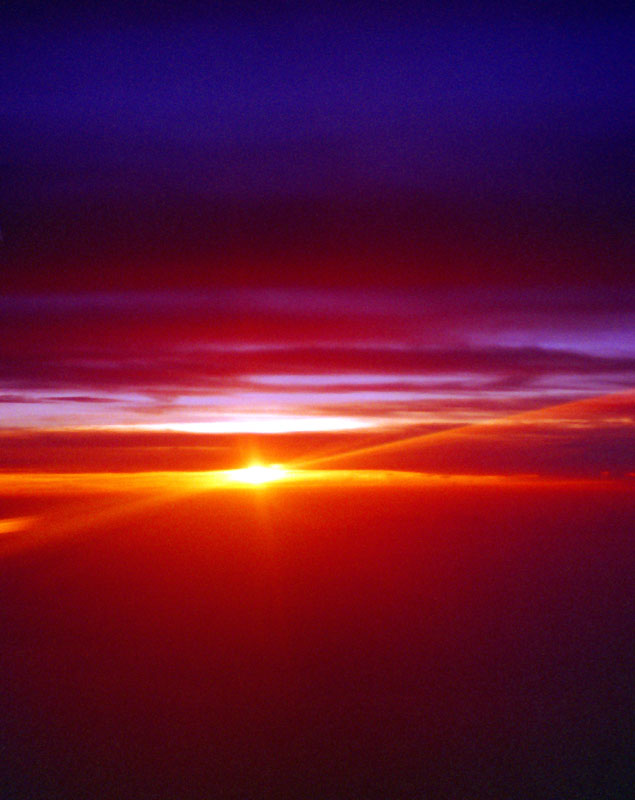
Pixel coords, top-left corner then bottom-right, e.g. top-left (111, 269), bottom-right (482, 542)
top-left (2, 5), bottom-right (634, 799)
top-left (1, 2), bottom-right (633, 478)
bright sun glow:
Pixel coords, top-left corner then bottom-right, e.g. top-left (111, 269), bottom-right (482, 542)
top-left (121, 416), bottom-right (373, 434)
top-left (228, 464), bottom-right (287, 484)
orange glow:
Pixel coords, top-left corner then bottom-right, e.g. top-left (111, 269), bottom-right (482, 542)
top-left (0, 470), bottom-right (623, 499)
top-left (0, 516), bottom-right (35, 535)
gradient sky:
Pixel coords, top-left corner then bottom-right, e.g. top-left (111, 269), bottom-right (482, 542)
top-left (1, 2), bottom-right (633, 471)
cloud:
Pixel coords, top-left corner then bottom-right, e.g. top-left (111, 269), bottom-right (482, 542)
top-left (0, 289), bottom-right (632, 430)
top-left (0, 392), bottom-right (632, 477)
top-left (1, 344), bottom-right (633, 389)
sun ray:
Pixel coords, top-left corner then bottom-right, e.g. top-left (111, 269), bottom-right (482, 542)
top-left (289, 390), bottom-right (635, 470)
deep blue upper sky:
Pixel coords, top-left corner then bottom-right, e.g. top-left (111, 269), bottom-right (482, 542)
top-left (1, 2), bottom-right (633, 289)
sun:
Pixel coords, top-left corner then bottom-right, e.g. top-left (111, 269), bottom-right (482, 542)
top-left (228, 464), bottom-right (287, 485)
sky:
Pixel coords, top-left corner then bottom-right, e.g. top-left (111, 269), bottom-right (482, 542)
top-left (1, 1), bottom-right (633, 474)
top-left (1, 9), bottom-right (634, 796)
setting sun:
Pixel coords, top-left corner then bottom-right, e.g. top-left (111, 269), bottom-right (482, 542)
top-left (227, 464), bottom-right (287, 485)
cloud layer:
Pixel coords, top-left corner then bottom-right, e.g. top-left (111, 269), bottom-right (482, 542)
top-left (1, 289), bottom-right (632, 433)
